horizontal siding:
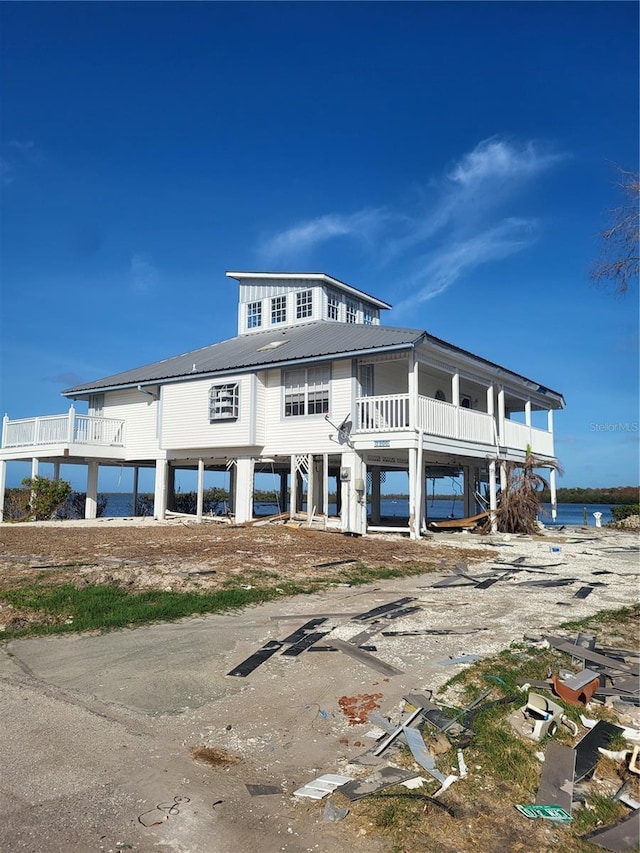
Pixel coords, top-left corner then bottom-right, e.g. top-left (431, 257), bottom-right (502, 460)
top-left (102, 389), bottom-right (160, 457)
top-left (262, 359), bottom-right (353, 455)
top-left (161, 375), bottom-right (252, 450)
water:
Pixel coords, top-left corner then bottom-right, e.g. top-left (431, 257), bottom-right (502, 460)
top-left (100, 493), bottom-right (617, 527)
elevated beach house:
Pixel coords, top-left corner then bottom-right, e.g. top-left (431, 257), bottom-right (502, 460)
top-left (0, 272), bottom-right (564, 537)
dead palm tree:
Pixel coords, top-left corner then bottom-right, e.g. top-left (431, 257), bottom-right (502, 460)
top-left (494, 447), bottom-right (563, 535)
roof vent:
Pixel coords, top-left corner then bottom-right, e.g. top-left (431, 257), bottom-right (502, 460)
top-left (257, 340), bottom-right (289, 352)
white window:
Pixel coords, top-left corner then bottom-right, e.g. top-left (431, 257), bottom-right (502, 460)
top-left (209, 383), bottom-right (239, 420)
top-left (247, 301), bottom-right (262, 329)
top-left (284, 366), bottom-right (330, 416)
top-left (345, 300), bottom-right (358, 323)
top-left (296, 289), bottom-right (313, 319)
top-left (89, 393), bottom-right (104, 416)
top-left (327, 293), bottom-right (340, 321)
top-left (271, 295), bottom-right (287, 324)
top-left (363, 309), bottom-right (375, 325)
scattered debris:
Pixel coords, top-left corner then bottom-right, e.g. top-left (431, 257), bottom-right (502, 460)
top-left (515, 803), bottom-right (572, 823)
top-left (138, 796), bottom-right (191, 828)
top-left (535, 741), bottom-right (576, 814)
top-left (508, 692), bottom-right (578, 742)
top-left (322, 799), bottom-right (349, 822)
top-left (581, 807), bottom-right (640, 851)
top-left (293, 774), bottom-right (353, 800)
top-left (245, 784), bottom-right (283, 796)
top-left (574, 720), bottom-right (626, 782)
top-left (189, 746), bottom-right (242, 766)
top-left (338, 693), bottom-right (384, 726)
top-left (338, 766), bottom-right (419, 801)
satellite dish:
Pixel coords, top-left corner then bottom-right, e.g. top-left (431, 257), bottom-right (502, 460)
top-left (325, 413), bottom-right (353, 447)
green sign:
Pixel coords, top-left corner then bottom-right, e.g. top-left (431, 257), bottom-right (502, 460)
top-left (516, 804), bottom-right (572, 823)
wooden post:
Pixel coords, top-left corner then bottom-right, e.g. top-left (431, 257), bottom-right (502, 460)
top-left (196, 458), bottom-right (205, 522)
top-left (489, 460), bottom-right (497, 532)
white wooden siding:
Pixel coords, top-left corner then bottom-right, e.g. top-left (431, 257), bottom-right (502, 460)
top-left (161, 375), bottom-right (254, 449)
top-left (262, 359), bottom-right (353, 455)
top-left (102, 389), bottom-right (160, 458)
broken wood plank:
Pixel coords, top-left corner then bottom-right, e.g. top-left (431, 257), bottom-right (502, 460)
top-left (373, 707), bottom-right (423, 756)
top-left (546, 636), bottom-right (639, 676)
top-left (581, 808), bottom-right (640, 852)
top-left (352, 597), bottom-right (416, 621)
top-left (330, 638), bottom-right (403, 677)
top-left (337, 766), bottom-right (418, 801)
top-left (227, 640), bottom-right (284, 677)
top-left (536, 742), bottom-right (576, 814)
top-left (574, 720), bottom-right (625, 781)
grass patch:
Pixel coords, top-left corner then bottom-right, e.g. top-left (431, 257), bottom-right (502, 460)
top-left (0, 560), bottom-right (438, 640)
top-left (0, 581), bottom-right (309, 639)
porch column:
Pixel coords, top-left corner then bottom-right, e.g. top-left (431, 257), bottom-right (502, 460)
top-left (289, 455), bottom-right (297, 516)
top-left (549, 467), bottom-right (557, 521)
top-left (547, 409), bottom-right (555, 454)
top-left (370, 467), bottom-right (381, 525)
top-left (487, 385), bottom-right (496, 445)
top-left (452, 372), bottom-right (460, 439)
top-left (31, 457), bottom-right (39, 480)
top-left (53, 462), bottom-right (60, 481)
top-left (85, 461), bottom-right (99, 520)
top-left (154, 459), bottom-right (168, 520)
top-left (525, 400), bottom-right (532, 447)
top-left (196, 458), bottom-right (205, 522)
top-left (132, 466), bottom-right (139, 516)
top-left (488, 460), bottom-right (498, 532)
top-left (234, 457), bottom-right (255, 524)
top-left (497, 388), bottom-right (505, 444)
top-left (228, 463), bottom-right (236, 513)
top-left (0, 460), bottom-right (6, 523)
top-left (408, 351), bottom-right (419, 429)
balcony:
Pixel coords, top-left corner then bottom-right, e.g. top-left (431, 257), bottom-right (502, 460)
top-left (355, 394), bottom-right (554, 457)
top-left (2, 409), bottom-right (125, 450)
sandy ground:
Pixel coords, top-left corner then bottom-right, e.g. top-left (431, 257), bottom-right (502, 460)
top-left (0, 520), bottom-right (638, 853)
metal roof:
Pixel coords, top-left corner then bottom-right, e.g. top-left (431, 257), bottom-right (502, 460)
top-left (63, 322), bottom-right (424, 395)
top-left (63, 319), bottom-right (565, 407)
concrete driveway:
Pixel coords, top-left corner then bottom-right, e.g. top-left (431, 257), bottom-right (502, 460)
top-left (1, 528), bottom-right (638, 853)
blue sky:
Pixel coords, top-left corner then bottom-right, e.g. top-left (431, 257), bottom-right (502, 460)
top-left (1, 1), bottom-right (638, 491)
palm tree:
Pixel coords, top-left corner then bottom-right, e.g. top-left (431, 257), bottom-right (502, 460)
top-left (495, 447), bottom-right (563, 535)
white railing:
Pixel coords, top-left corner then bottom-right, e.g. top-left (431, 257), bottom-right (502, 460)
top-left (2, 410), bottom-right (125, 448)
top-left (356, 394), bottom-right (553, 454)
top-left (356, 394), bottom-right (411, 431)
top-left (501, 419), bottom-right (554, 456)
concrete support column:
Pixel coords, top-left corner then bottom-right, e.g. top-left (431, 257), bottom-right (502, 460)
top-left (234, 457), bottom-right (255, 524)
top-left (289, 455), bottom-right (297, 517)
top-left (132, 466), bottom-right (139, 516)
top-left (31, 457), bottom-right (39, 480)
top-left (322, 453), bottom-right (329, 522)
top-left (196, 458), bottom-right (205, 522)
top-left (154, 459), bottom-right (168, 520)
top-left (53, 462), bottom-right (60, 481)
top-left (279, 471), bottom-right (288, 515)
top-left (85, 461), bottom-right (99, 520)
top-left (228, 464), bottom-right (236, 514)
top-left (167, 465), bottom-right (176, 512)
top-left (415, 442), bottom-right (424, 538)
top-left (370, 466), bottom-right (381, 525)
top-left (549, 467), bottom-right (557, 521)
top-left (500, 460), bottom-right (508, 495)
top-left (340, 451), bottom-right (367, 535)
top-left (463, 465), bottom-right (473, 517)
top-left (0, 460), bottom-right (6, 523)
top-left (489, 460), bottom-right (498, 533)
top-left (307, 453), bottom-right (315, 522)
top-left (408, 446), bottom-right (418, 539)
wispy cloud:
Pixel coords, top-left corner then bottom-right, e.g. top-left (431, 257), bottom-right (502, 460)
top-left (394, 218), bottom-right (537, 311)
top-left (256, 136), bottom-right (567, 303)
top-left (260, 208), bottom-right (391, 261)
top-left (130, 253), bottom-right (158, 294)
